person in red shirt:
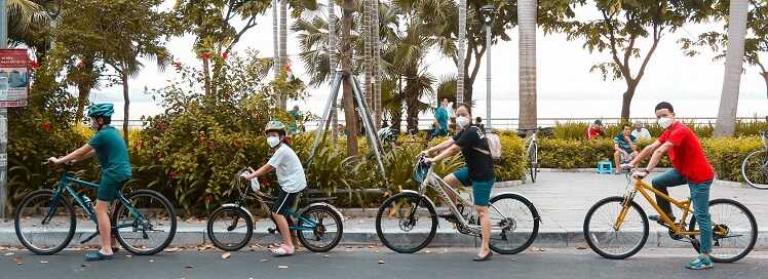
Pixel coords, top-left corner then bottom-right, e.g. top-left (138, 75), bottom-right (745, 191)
top-left (587, 119), bottom-right (605, 140)
top-left (627, 102), bottom-right (715, 270)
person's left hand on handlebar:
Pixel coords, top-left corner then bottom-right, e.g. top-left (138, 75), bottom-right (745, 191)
top-left (47, 157), bottom-right (63, 165)
top-left (632, 169), bottom-right (649, 179)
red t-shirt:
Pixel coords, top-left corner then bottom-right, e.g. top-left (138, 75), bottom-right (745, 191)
top-left (658, 122), bottom-right (714, 183)
top-left (587, 127), bottom-right (603, 140)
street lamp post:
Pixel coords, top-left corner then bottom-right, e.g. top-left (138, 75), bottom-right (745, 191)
top-left (480, 5), bottom-right (494, 129)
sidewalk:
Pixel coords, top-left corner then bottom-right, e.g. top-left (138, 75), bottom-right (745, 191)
top-left (1, 171), bottom-right (766, 249)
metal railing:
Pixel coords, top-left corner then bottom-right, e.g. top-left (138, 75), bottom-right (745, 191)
top-left (111, 116), bottom-right (767, 131)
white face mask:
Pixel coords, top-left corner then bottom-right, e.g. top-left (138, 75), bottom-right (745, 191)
top-left (657, 117), bottom-right (674, 129)
top-left (456, 116), bottom-right (470, 128)
top-left (267, 136), bottom-right (281, 148)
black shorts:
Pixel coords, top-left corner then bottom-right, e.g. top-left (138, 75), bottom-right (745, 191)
top-left (271, 188), bottom-right (300, 216)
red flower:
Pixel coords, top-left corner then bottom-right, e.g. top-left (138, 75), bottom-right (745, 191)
top-left (221, 52), bottom-right (229, 60)
top-left (172, 61), bottom-right (182, 71)
top-left (29, 60), bottom-right (39, 70)
top-left (41, 121), bottom-right (52, 133)
top-left (168, 171), bottom-right (177, 180)
top-left (199, 52), bottom-right (211, 61)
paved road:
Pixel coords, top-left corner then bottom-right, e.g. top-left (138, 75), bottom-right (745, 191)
top-left (1, 247), bottom-right (766, 279)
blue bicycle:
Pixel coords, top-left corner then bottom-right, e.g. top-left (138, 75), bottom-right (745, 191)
top-left (14, 163), bottom-right (177, 255)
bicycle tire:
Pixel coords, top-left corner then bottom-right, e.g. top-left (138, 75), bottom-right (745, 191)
top-left (112, 189), bottom-right (177, 255)
top-left (741, 150), bottom-right (768, 189)
top-left (583, 196), bottom-right (649, 260)
top-left (688, 199), bottom-right (757, 263)
top-left (14, 190), bottom-right (76, 255)
top-left (375, 192), bottom-right (437, 253)
top-left (296, 204), bottom-right (344, 252)
top-left (488, 193), bottom-right (540, 254)
top-left (207, 206), bottom-right (253, 251)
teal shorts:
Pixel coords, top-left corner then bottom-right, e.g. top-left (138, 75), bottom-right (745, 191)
top-left (97, 175), bottom-right (129, 202)
top-left (452, 167), bottom-right (494, 206)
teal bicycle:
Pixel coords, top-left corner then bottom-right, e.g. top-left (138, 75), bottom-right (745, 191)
top-left (207, 168), bottom-right (344, 252)
top-left (14, 163), bottom-right (177, 255)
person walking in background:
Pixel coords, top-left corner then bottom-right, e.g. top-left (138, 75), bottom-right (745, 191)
top-left (632, 121), bottom-right (652, 140)
top-left (432, 100), bottom-right (449, 138)
top-left (587, 119), bottom-right (605, 140)
top-left (475, 117), bottom-right (485, 132)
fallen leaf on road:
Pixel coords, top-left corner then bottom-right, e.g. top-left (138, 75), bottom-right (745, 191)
top-left (40, 260), bottom-right (48, 264)
top-left (149, 259), bottom-right (155, 263)
top-left (278, 265), bottom-right (288, 269)
top-left (14, 257), bottom-right (23, 265)
top-left (166, 247), bottom-right (183, 252)
top-left (185, 265), bottom-right (194, 269)
top-left (4, 252), bottom-right (14, 256)
top-left (126, 255), bottom-right (133, 258)
top-left (576, 246), bottom-right (587, 250)
top-left (222, 252), bottom-right (232, 260)
top-left (368, 245), bottom-right (374, 248)
top-left (323, 254), bottom-right (330, 258)
top-left (377, 259), bottom-right (385, 265)
top-left (424, 250), bottom-right (431, 254)
top-left (259, 259), bottom-right (269, 263)
top-left (536, 247), bottom-right (546, 252)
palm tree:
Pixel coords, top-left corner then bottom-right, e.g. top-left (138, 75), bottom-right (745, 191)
top-left (279, 0), bottom-right (289, 109)
top-left (715, 0), bottom-right (749, 137)
top-left (456, 0), bottom-right (466, 105)
top-left (518, 0), bottom-right (537, 132)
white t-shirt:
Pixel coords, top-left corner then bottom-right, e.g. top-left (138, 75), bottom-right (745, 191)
top-left (267, 144), bottom-right (307, 193)
top-left (631, 128), bottom-right (652, 140)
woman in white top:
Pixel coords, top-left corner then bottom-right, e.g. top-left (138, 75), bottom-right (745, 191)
top-left (242, 120), bottom-right (307, 256)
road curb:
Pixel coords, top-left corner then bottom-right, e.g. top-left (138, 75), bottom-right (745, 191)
top-left (3, 227), bottom-right (767, 250)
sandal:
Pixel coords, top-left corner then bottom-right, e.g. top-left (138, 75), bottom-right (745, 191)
top-left (270, 244), bottom-right (294, 257)
top-left (85, 251), bottom-right (114, 261)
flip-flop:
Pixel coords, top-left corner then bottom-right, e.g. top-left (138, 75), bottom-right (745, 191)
top-left (85, 251), bottom-right (114, 261)
top-left (270, 244), bottom-right (294, 257)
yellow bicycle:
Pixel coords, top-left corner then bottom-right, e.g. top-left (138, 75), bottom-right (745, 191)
top-left (583, 169), bottom-right (757, 263)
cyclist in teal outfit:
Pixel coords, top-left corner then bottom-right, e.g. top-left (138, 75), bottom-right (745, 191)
top-left (48, 103), bottom-right (132, 261)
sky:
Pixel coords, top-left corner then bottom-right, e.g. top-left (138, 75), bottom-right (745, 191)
top-left (88, 3), bottom-right (768, 127)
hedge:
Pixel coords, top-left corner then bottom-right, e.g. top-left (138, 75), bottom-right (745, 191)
top-left (538, 136), bottom-right (763, 182)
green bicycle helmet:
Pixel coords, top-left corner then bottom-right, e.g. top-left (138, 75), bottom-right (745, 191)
top-left (87, 103), bottom-right (114, 118)
top-left (264, 120), bottom-right (286, 135)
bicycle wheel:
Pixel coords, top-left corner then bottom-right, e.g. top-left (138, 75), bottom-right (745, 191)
top-left (583, 196), bottom-right (649, 260)
top-left (207, 206), bottom-right (253, 251)
top-left (112, 189), bottom-right (177, 255)
top-left (375, 192), bottom-right (437, 253)
top-left (297, 204), bottom-right (344, 252)
top-left (741, 150), bottom-right (768, 190)
top-left (488, 193), bottom-right (540, 254)
top-left (14, 190), bottom-right (76, 255)
top-left (529, 141), bottom-right (539, 183)
top-left (688, 199), bottom-right (757, 263)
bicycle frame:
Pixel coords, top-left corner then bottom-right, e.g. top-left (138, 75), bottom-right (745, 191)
top-left (616, 177), bottom-right (697, 236)
top-left (227, 176), bottom-right (334, 233)
top-left (417, 164), bottom-right (510, 233)
top-left (47, 172), bottom-right (146, 231)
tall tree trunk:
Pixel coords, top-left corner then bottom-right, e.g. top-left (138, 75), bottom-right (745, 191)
top-left (122, 73), bottom-right (130, 145)
top-left (405, 73), bottom-right (419, 133)
top-left (620, 83), bottom-right (638, 120)
top-left (518, 0), bottom-right (537, 132)
top-left (202, 57), bottom-right (211, 97)
top-left (362, 0), bottom-right (372, 108)
top-left (272, 0), bottom-right (279, 76)
top-left (762, 72), bottom-right (768, 99)
top-left (74, 58), bottom-right (95, 122)
top-left (715, 0), bottom-right (749, 137)
top-left (456, 0), bottom-right (467, 105)
top-left (341, 0), bottom-right (358, 157)
top-left (328, 0), bottom-right (339, 144)
top-left (278, 0), bottom-right (288, 109)
top-left (371, 0), bottom-right (381, 129)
